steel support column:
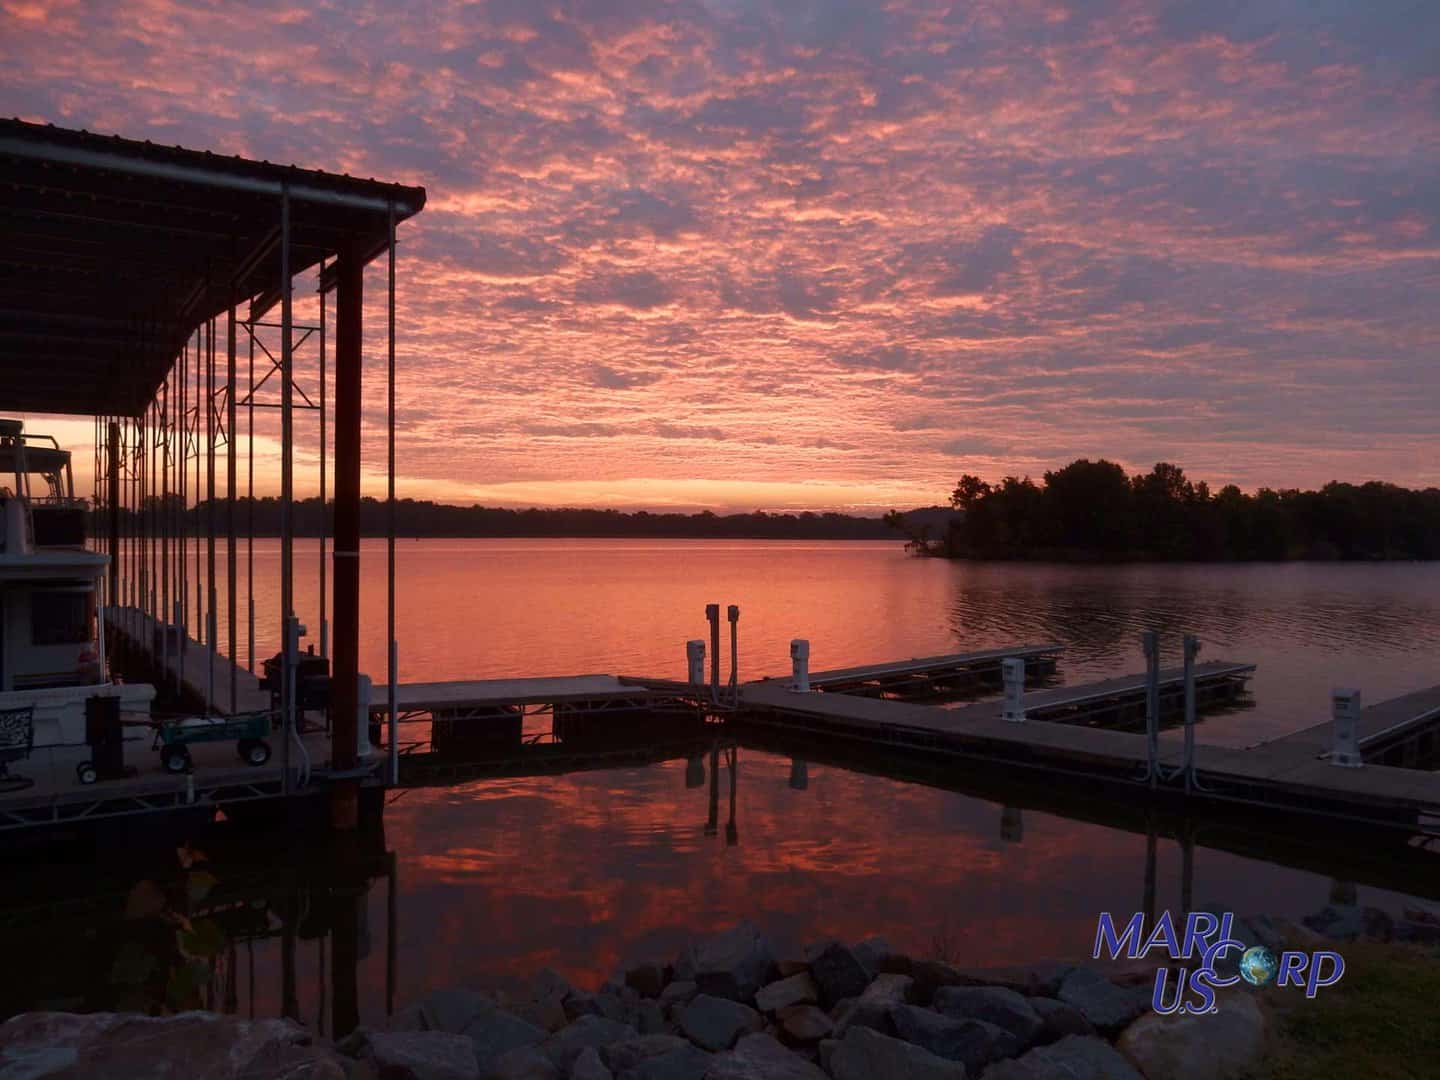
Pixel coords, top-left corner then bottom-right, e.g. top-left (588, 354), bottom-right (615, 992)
top-left (106, 421), bottom-right (120, 606)
top-left (331, 245), bottom-right (363, 829)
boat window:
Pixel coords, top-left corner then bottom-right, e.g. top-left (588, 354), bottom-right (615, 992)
top-left (30, 590), bottom-right (94, 645)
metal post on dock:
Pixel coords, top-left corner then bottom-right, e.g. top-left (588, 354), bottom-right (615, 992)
top-left (389, 642), bottom-right (399, 786)
top-left (1002, 657), bottom-right (1025, 722)
top-left (790, 639), bottom-right (810, 693)
top-left (1142, 630), bottom-right (1160, 787)
top-left (706, 603), bottom-right (721, 702)
top-left (1331, 688), bottom-right (1363, 767)
top-left (727, 605), bottom-right (740, 706)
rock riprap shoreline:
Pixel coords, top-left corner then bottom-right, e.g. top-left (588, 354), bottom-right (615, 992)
top-left (1, 904), bottom-right (1423, 1079)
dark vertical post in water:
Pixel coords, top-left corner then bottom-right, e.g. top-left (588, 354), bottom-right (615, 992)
top-left (281, 889), bottom-right (299, 1021)
top-left (725, 746), bottom-right (738, 847)
top-left (705, 743), bottom-right (720, 837)
top-left (106, 421), bottom-right (120, 607)
top-left (331, 243), bottom-right (363, 829)
top-left (386, 850), bottom-right (398, 1018)
top-left (1143, 818), bottom-right (1157, 927)
top-left (706, 603), bottom-right (720, 701)
top-left (331, 885), bottom-right (360, 1039)
top-left (227, 302), bottom-right (238, 713)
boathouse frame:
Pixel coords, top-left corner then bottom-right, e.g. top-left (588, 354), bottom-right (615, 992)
top-left (0, 118), bottom-right (425, 827)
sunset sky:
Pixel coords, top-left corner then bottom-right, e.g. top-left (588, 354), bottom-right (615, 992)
top-left (3, 0), bottom-right (1437, 511)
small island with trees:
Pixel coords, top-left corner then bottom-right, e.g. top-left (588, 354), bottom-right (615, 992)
top-left (885, 460), bottom-right (1440, 561)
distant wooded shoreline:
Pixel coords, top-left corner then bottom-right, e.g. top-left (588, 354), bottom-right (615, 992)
top-left (885, 460), bottom-right (1440, 562)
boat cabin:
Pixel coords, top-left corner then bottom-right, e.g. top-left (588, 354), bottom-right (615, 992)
top-left (0, 420), bottom-right (151, 746)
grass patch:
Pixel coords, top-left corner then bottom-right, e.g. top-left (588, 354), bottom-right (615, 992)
top-left (1246, 940), bottom-right (1440, 1079)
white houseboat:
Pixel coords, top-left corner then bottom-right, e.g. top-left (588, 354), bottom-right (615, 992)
top-left (0, 420), bottom-right (152, 758)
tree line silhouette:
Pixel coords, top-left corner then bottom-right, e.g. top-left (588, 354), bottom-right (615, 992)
top-left (884, 460), bottom-right (1440, 561)
top-left (99, 496), bottom-right (896, 540)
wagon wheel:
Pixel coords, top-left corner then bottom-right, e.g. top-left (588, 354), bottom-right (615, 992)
top-left (162, 746), bottom-right (191, 774)
top-left (76, 761), bottom-right (98, 785)
top-left (237, 739), bottom-right (272, 766)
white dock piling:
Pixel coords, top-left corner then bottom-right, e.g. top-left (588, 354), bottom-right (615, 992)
top-left (686, 640), bottom-right (706, 687)
top-left (789, 639), bottom-right (811, 693)
top-left (1002, 657), bottom-right (1025, 722)
top-left (1331, 688), bottom-right (1363, 767)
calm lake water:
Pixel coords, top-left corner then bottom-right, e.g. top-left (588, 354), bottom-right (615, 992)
top-left (10, 539), bottom-right (1440, 1028)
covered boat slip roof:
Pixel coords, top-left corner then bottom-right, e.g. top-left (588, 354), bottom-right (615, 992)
top-left (0, 118), bottom-right (427, 416)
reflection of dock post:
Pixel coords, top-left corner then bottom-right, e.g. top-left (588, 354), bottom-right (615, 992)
top-left (1000, 805), bottom-right (1023, 842)
top-left (686, 754), bottom-right (705, 789)
top-left (332, 881), bottom-right (361, 1039)
top-left (726, 746), bottom-right (738, 847)
top-left (281, 889), bottom-right (300, 1021)
top-left (1143, 817), bottom-right (1157, 928)
top-left (386, 851), bottom-right (398, 1019)
top-left (788, 759), bottom-right (808, 790)
top-left (705, 744), bottom-right (719, 836)
top-left (1180, 826), bottom-right (1195, 914)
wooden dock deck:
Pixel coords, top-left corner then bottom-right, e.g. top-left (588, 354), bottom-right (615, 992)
top-left (757, 644), bottom-right (1062, 695)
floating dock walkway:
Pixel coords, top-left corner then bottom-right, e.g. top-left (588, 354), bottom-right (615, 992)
top-left (738, 667), bottom-right (1440, 836)
top-left (104, 606), bottom-right (270, 715)
top-left (758, 645), bottom-right (1062, 697)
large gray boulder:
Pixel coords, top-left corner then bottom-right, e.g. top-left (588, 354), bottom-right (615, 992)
top-left (851, 937), bottom-right (896, 980)
top-left (1303, 904), bottom-right (1394, 943)
top-left (572, 1046), bottom-right (615, 1080)
top-left (460, 1003), bottom-right (547, 1073)
top-left (603, 1035), bottom-right (692, 1073)
top-left (1115, 991), bottom-right (1265, 1079)
top-left (776, 1004), bottom-right (832, 1043)
top-left (538, 1016), bottom-right (637, 1071)
top-left (0, 1011), bottom-right (344, 1080)
top-left (1055, 969), bottom-right (1150, 1036)
top-left (618, 1043), bottom-right (712, 1080)
top-left (682, 923), bottom-right (775, 1002)
top-left (832, 973), bottom-right (912, 1037)
top-left (807, 943), bottom-right (871, 1008)
top-left (1030, 997), bottom-right (1094, 1044)
top-left (909, 960), bottom-right (968, 1004)
top-left (487, 1045), bottom-right (561, 1079)
top-left (932, 986), bottom-right (1042, 1047)
top-left (679, 995), bottom-right (762, 1051)
top-left (889, 1005), bottom-right (1018, 1073)
top-left (827, 1025), bottom-right (966, 1080)
top-left (981, 1035), bottom-right (1143, 1079)
top-left (367, 1030), bottom-right (481, 1079)
top-left (754, 973), bottom-right (819, 1014)
top-left (420, 989), bottom-right (493, 1035)
top-left (702, 1033), bottom-right (827, 1079)
top-left (660, 981), bottom-right (700, 1012)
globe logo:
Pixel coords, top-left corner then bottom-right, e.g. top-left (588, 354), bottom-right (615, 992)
top-left (1239, 945), bottom-right (1279, 986)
